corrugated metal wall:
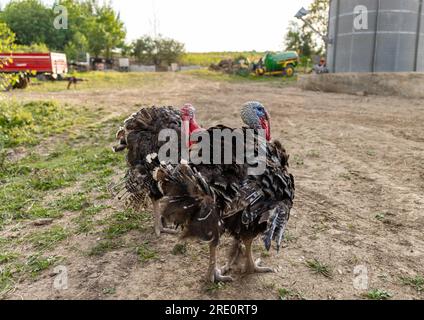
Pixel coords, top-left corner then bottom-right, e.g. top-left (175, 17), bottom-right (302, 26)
top-left (327, 0), bottom-right (424, 72)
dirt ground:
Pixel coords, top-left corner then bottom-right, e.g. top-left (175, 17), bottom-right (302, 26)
top-left (3, 72), bottom-right (424, 300)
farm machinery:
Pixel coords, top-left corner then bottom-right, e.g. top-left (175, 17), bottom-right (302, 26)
top-left (252, 51), bottom-right (299, 77)
top-left (0, 52), bottom-right (68, 89)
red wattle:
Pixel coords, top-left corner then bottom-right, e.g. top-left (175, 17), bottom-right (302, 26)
top-left (260, 118), bottom-right (271, 141)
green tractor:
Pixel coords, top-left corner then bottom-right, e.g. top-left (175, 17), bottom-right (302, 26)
top-left (253, 51), bottom-right (299, 77)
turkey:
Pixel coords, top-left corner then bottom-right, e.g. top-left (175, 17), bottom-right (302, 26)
top-left (154, 101), bottom-right (295, 282)
top-left (112, 104), bottom-right (202, 236)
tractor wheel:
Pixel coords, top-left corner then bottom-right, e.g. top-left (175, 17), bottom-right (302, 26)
top-left (255, 68), bottom-right (265, 76)
top-left (284, 65), bottom-right (295, 77)
top-left (285, 65), bottom-right (295, 77)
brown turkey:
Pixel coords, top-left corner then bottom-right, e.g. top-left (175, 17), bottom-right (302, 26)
top-left (154, 101), bottom-right (295, 282)
top-left (112, 104), bottom-right (202, 236)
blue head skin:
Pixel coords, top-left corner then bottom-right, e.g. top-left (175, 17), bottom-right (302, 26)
top-left (254, 104), bottom-right (267, 119)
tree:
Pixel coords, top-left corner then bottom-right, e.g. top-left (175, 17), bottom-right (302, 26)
top-left (0, 0), bottom-right (59, 49)
top-left (284, 21), bottom-right (313, 57)
top-left (0, 22), bottom-right (16, 90)
top-left (64, 32), bottom-right (89, 62)
top-left (300, 0), bottom-right (330, 54)
top-left (84, 1), bottom-right (126, 58)
top-left (0, 0), bottom-right (126, 59)
top-left (132, 36), bottom-right (185, 67)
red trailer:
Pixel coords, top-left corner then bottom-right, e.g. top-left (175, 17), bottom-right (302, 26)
top-left (0, 52), bottom-right (68, 89)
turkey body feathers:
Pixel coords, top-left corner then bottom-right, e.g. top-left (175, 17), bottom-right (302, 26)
top-left (113, 106), bottom-right (182, 205)
top-left (156, 125), bottom-right (295, 252)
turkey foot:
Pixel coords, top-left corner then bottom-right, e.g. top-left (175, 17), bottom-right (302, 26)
top-left (207, 243), bottom-right (234, 283)
top-left (244, 238), bottom-right (275, 274)
top-left (153, 200), bottom-right (178, 236)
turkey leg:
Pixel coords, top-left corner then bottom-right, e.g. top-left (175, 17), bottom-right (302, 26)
top-left (206, 243), bottom-right (233, 283)
top-left (244, 238), bottom-right (274, 274)
top-left (221, 239), bottom-right (244, 275)
top-left (152, 199), bottom-right (178, 236)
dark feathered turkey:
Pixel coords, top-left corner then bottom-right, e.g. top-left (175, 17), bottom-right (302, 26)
top-left (155, 120), bottom-right (295, 282)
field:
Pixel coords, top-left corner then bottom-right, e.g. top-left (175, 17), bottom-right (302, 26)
top-left (180, 51), bottom-right (265, 66)
top-left (1, 71), bottom-right (423, 300)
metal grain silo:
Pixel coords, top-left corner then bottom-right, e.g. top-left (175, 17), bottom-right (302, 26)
top-left (327, 0), bottom-right (424, 72)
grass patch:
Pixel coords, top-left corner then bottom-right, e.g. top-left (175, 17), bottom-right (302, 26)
top-left (55, 193), bottom-right (89, 212)
top-left (28, 168), bottom-right (76, 191)
top-left (26, 255), bottom-right (61, 277)
top-left (183, 69), bottom-right (297, 86)
top-left (206, 281), bottom-right (228, 293)
top-left (27, 71), bottom-right (165, 93)
top-left (0, 267), bottom-right (14, 294)
top-left (278, 288), bottom-right (304, 300)
top-left (181, 51), bottom-right (264, 67)
top-left (136, 242), bottom-right (157, 262)
top-left (364, 289), bottom-right (392, 300)
top-left (0, 100), bottom-right (89, 148)
top-left (104, 209), bottom-right (150, 239)
top-left (172, 243), bottom-right (187, 255)
top-left (306, 259), bottom-right (333, 278)
top-left (400, 275), bottom-right (424, 292)
top-left (27, 226), bottom-right (68, 250)
top-left (89, 240), bottom-right (122, 256)
top-left (0, 252), bottom-right (19, 265)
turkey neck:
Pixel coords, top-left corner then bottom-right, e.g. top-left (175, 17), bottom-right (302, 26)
top-left (181, 116), bottom-right (201, 147)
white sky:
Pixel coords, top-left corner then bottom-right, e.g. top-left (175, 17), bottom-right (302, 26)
top-left (1, 0), bottom-right (314, 52)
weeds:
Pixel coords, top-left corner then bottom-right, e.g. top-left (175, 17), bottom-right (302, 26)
top-left (172, 243), bottom-right (187, 255)
top-left (306, 259), bottom-right (333, 278)
top-left (26, 255), bottom-right (61, 277)
top-left (364, 289), bottom-right (392, 300)
top-left (136, 243), bottom-right (157, 262)
top-left (400, 275), bottom-right (424, 292)
top-left (278, 288), bottom-right (304, 300)
top-left (27, 226), bottom-right (68, 250)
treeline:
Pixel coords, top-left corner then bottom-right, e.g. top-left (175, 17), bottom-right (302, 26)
top-left (0, 0), bottom-right (126, 60)
top-left (0, 0), bottom-right (186, 67)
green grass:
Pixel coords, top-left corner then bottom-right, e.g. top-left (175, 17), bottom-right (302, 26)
top-left (26, 254), bottom-right (61, 277)
top-left (26, 226), bottom-right (68, 250)
top-left (205, 281), bottom-right (228, 293)
top-left (136, 242), bottom-right (157, 262)
top-left (0, 252), bottom-right (19, 265)
top-left (0, 144), bottom-right (123, 229)
top-left (181, 51), bottom-right (264, 67)
top-left (55, 193), bottom-right (89, 212)
top-left (26, 71), bottom-right (165, 93)
top-left (0, 100), bottom-right (90, 148)
top-left (0, 267), bottom-right (14, 293)
top-left (278, 288), bottom-right (304, 300)
top-left (182, 69), bottom-right (298, 86)
top-left (401, 275), bottom-right (424, 292)
top-left (364, 289), bottom-right (392, 300)
top-left (306, 259), bottom-right (333, 278)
